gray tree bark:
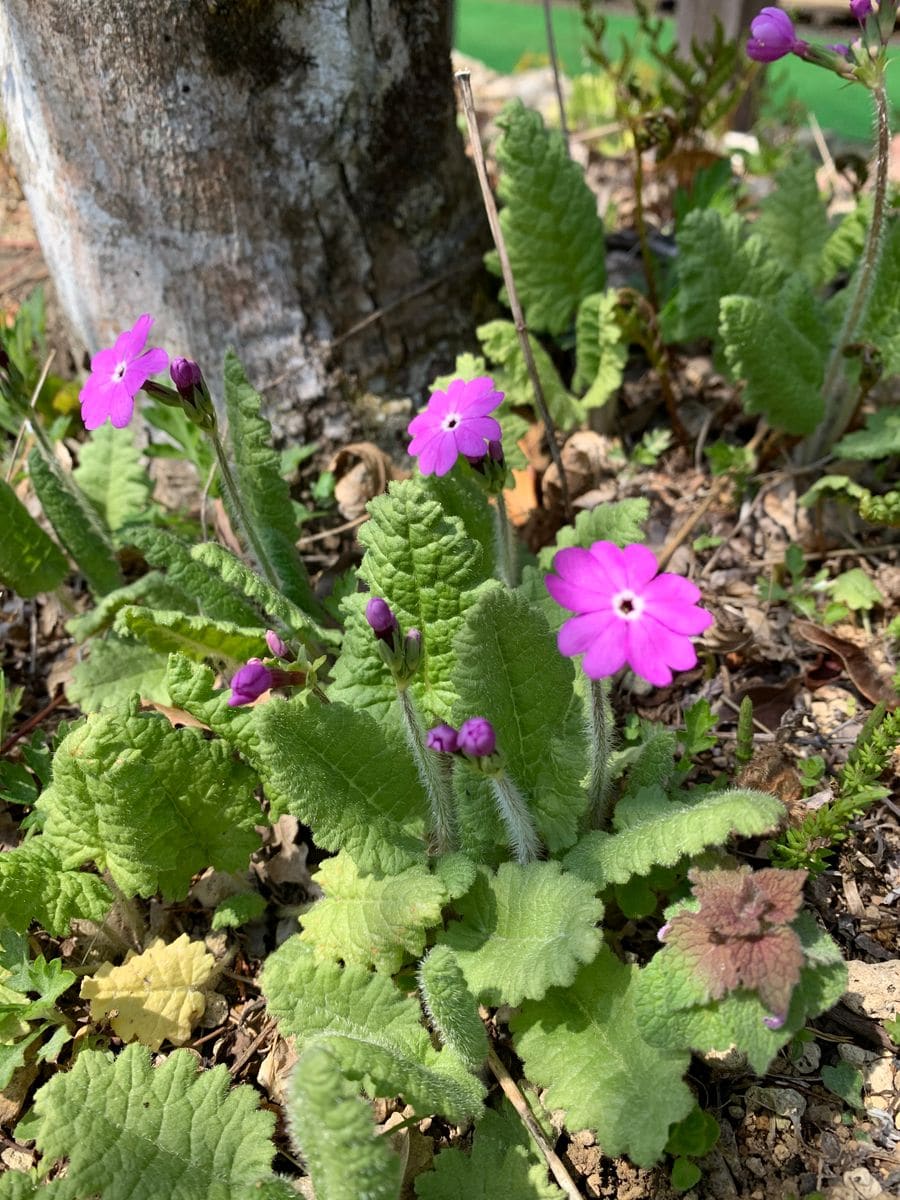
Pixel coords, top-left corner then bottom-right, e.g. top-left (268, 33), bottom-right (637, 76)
top-left (677, 0), bottom-right (763, 57)
top-left (0, 1), bottom-right (487, 438)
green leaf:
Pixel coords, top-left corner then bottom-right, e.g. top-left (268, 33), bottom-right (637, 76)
top-left (828, 568), bottom-right (883, 612)
top-left (430, 353), bottom-right (489, 392)
top-left (755, 153), bottom-right (830, 285)
top-left (859, 217), bottom-right (900, 376)
top-left (832, 406), bottom-right (900, 460)
top-left (634, 911), bottom-right (847, 1074)
top-left (331, 479), bottom-right (489, 724)
top-left (262, 938), bottom-right (484, 1122)
top-left (252, 696), bottom-right (428, 875)
top-left (211, 891), bottom-right (267, 930)
top-left (27, 448), bottom-right (123, 596)
top-left (0, 1170), bottom-right (62, 1197)
top-left (38, 700), bottom-right (261, 902)
top-left (537, 499), bottom-right (650, 571)
top-left (286, 1045), bottom-right (403, 1200)
top-left (511, 947), bottom-right (694, 1167)
top-left (439, 862), bottom-right (603, 1006)
top-left (416, 1103), bottom-right (563, 1200)
top-left (821, 196), bottom-right (871, 281)
top-left (73, 423), bottom-right (153, 533)
top-left (126, 527), bottom-right (264, 627)
top-left (425, 472), bottom-right (495, 567)
top-left (66, 572), bottom-right (192, 642)
top-left (0, 477), bottom-right (68, 599)
top-left (720, 280), bottom-right (828, 435)
top-left (572, 290), bottom-right (626, 408)
top-left (491, 100), bottom-right (605, 335)
top-left (452, 588), bottom-right (588, 850)
top-left (665, 1106), bottom-right (720, 1158)
top-left (26, 1041), bottom-right (279, 1199)
top-left (477, 320), bottom-right (578, 428)
top-left (67, 637), bottom-right (171, 711)
top-left (564, 787), bottom-right (785, 888)
top-left (670, 1159), bottom-right (702, 1191)
top-left (299, 851), bottom-right (449, 973)
top-left (821, 1061), bottom-right (864, 1111)
top-left (0, 838), bottom-right (113, 935)
top-left (664, 209), bottom-right (785, 343)
top-left (222, 350), bottom-right (318, 613)
top-left (114, 606), bottom-right (266, 666)
top-left (418, 945), bottom-right (488, 1070)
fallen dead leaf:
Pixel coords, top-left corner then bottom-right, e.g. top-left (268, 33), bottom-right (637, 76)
top-left (329, 441), bottom-right (393, 519)
top-left (794, 621), bottom-right (899, 709)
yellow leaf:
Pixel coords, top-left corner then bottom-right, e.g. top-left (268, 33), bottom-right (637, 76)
top-left (81, 934), bottom-right (216, 1050)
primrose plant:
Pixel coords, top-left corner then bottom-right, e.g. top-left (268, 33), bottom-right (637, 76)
top-left (0, 308), bottom-right (850, 1197)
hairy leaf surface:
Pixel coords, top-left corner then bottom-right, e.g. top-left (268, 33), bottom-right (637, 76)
top-left (114, 605), bottom-right (266, 665)
top-left (73, 423), bottom-right (152, 533)
top-left (0, 839), bottom-right (112, 935)
top-left (477, 319), bottom-right (578, 427)
top-left (572, 290), bottom-right (626, 407)
top-left (755, 153), bottom-right (829, 284)
top-left (67, 637), bottom-right (171, 712)
top-left (0, 479), bottom-right (67, 600)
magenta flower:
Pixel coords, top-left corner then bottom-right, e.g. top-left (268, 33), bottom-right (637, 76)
top-left (457, 717), bottom-right (496, 757)
top-left (265, 630), bottom-right (289, 659)
top-left (407, 377), bottom-right (503, 477)
top-left (746, 7), bottom-right (807, 62)
top-left (79, 314), bottom-right (168, 430)
top-left (849, 0), bottom-right (872, 19)
top-left (545, 542), bottom-right (713, 687)
top-left (427, 724), bottom-right (459, 753)
top-left (228, 659), bottom-right (274, 707)
top-left (365, 597), bottom-right (398, 643)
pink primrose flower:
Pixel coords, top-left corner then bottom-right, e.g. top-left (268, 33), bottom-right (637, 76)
top-left (746, 7), bottom-right (807, 62)
top-left (228, 658), bottom-right (274, 707)
top-left (545, 541), bottom-right (714, 688)
top-left (79, 314), bottom-right (169, 430)
top-left (407, 376), bottom-right (503, 477)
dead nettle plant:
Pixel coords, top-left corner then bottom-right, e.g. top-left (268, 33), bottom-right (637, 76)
top-left (0, 293), bottom-right (849, 1197)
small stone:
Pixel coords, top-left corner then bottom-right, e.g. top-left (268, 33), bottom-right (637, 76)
top-left (865, 1055), bottom-right (895, 1098)
top-left (746, 1157), bottom-right (767, 1178)
top-left (838, 1042), bottom-right (876, 1068)
top-left (841, 1166), bottom-right (885, 1199)
top-left (728, 1104), bottom-right (744, 1120)
top-left (791, 1040), bottom-right (821, 1074)
top-left (844, 960), bottom-right (900, 1021)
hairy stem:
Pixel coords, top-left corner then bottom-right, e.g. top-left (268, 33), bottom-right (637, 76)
top-left (807, 82), bottom-right (890, 460)
top-left (210, 428), bottom-right (280, 589)
top-left (542, 0), bottom-right (570, 154)
top-left (632, 149), bottom-right (659, 311)
top-left (398, 688), bottom-right (457, 854)
top-left (490, 772), bottom-right (541, 864)
top-left (493, 492), bottom-right (520, 587)
top-left (588, 677), bottom-right (615, 829)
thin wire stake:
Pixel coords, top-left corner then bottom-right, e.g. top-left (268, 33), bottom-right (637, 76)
top-left (5, 350), bottom-right (55, 483)
top-left (455, 70), bottom-right (572, 519)
top-left (542, 0), bottom-right (570, 155)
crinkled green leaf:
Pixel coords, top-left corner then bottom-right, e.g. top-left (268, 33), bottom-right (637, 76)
top-left (0, 478), bottom-right (67, 599)
top-left (211, 891), bottom-right (267, 930)
top-left (164, 654), bottom-right (261, 755)
top-left (300, 851), bottom-right (449, 973)
top-left (262, 938), bottom-right (484, 1122)
top-left (572, 290), bottom-right (626, 408)
top-left (38, 700), bottom-right (260, 902)
top-left (452, 587), bottom-right (588, 850)
top-left (222, 350), bottom-right (318, 613)
top-left (537, 499), bottom-right (650, 571)
top-left (755, 152), bottom-right (829, 285)
top-left (0, 839), bottom-right (113, 935)
top-left (664, 209), bottom-right (785, 343)
top-left (67, 572), bottom-right (191, 642)
top-left (720, 279), bottom-right (829, 435)
top-left (477, 319), bottom-right (578, 427)
top-left (821, 196), bottom-right (871, 281)
top-left (114, 605), bottom-right (266, 666)
top-left (73, 423), bottom-right (153, 533)
top-left (829, 568), bottom-right (883, 611)
top-left (511, 947), bottom-right (694, 1167)
top-left (330, 479), bottom-right (489, 723)
top-left (67, 637), bottom-right (171, 712)
top-left (491, 100), bottom-right (605, 335)
top-left (418, 944), bottom-right (488, 1070)
top-left (252, 696), bottom-right (427, 875)
top-left (425, 472), bottom-right (495, 568)
top-left (634, 911), bottom-right (847, 1074)
top-left (26, 1041), bottom-right (279, 1200)
top-left (0, 1173), bottom-right (63, 1198)
top-left (27, 448), bottom-right (123, 596)
top-left (440, 862), bottom-right (603, 1006)
top-left (564, 787), bottom-right (785, 888)
top-left (859, 218), bottom-right (900, 376)
top-left (287, 1044), bottom-right (404, 1200)
top-left (416, 1103), bottom-right (563, 1200)
top-left (126, 527), bottom-right (263, 627)
top-left (430, 353), bottom-right (489, 393)
top-left (833, 405), bottom-right (900, 459)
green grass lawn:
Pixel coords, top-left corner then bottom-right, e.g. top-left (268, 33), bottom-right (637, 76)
top-left (455, 0), bottom-right (899, 142)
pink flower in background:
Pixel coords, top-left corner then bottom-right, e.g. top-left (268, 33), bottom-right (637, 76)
top-left (79, 314), bottom-right (169, 430)
top-left (545, 541), bottom-right (713, 687)
top-left (407, 376), bottom-right (503, 477)
top-left (849, 0), bottom-right (872, 19)
top-left (746, 7), bottom-right (807, 62)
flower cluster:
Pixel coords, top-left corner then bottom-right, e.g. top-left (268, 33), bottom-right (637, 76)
top-left (407, 376), bottom-right (504, 477)
top-left (426, 717), bottom-right (497, 758)
top-left (364, 597), bottom-right (421, 682)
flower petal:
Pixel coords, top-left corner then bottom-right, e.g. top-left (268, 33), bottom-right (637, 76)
top-left (408, 410), bottom-right (439, 438)
top-left (80, 379), bottom-right (116, 430)
top-left (453, 424), bottom-right (490, 457)
top-left (546, 572), bottom-right (612, 614)
top-left (113, 313), bottom-right (153, 361)
top-left (89, 345), bottom-right (119, 377)
top-left (459, 377), bottom-right (504, 416)
top-left (412, 429), bottom-right (446, 475)
top-left (587, 541), bottom-right (628, 591)
top-left (558, 610), bottom-right (619, 657)
top-left (625, 618), bottom-right (699, 687)
top-left (431, 433), bottom-right (460, 477)
top-left (622, 543), bottom-right (659, 590)
top-left (552, 547), bottom-right (609, 591)
top-left (121, 346), bottom-right (168, 396)
top-left (107, 385), bottom-right (137, 428)
top-left (643, 574), bottom-right (714, 635)
top-left (425, 389), bottom-right (453, 420)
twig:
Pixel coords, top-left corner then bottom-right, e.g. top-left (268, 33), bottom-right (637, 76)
top-left (455, 70), bottom-right (572, 519)
top-left (5, 350), bottom-right (55, 483)
top-left (808, 111), bottom-right (841, 195)
top-left (0, 689), bottom-right (67, 757)
top-left (657, 478), bottom-right (728, 571)
top-left (488, 1049), bottom-right (581, 1199)
top-left (542, 0), bottom-right (570, 154)
top-left (230, 1018), bottom-right (276, 1076)
top-left (297, 513), bottom-right (368, 547)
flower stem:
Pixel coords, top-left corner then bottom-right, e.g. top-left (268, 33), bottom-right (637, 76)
top-left (807, 81), bottom-right (890, 461)
top-left (490, 772), bottom-right (541, 864)
top-left (398, 688), bottom-right (457, 855)
top-left (588, 677), bottom-right (616, 829)
top-left (210, 428), bottom-right (280, 589)
top-left (493, 492), bottom-right (520, 588)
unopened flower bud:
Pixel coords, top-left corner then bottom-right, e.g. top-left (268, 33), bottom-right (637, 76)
top-left (228, 659), bottom-right (274, 707)
top-left (488, 439), bottom-right (504, 463)
top-left (426, 724), bottom-right (459, 753)
top-left (457, 716), bottom-right (496, 757)
top-left (404, 628), bottom-right (421, 673)
top-left (849, 0), bottom-right (872, 20)
top-left (265, 630), bottom-right (289, 659)
top-left (170, 356), bottom-right (203, 397)
top-left (763, 1012), bottom-right (786, 1031)
top-left (365, 597), bottom-right (398, 644)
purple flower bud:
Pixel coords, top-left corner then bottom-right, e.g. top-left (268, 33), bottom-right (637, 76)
top-left (265, 630), bottom-right (289, 659)
top-left (365, 597), bottom-right (398, 644)
top-left (488, 439), bottom-right (504, 463)
top-left (457, 716), bottom-right (496, 757)
top-left (657, 922), bottom-right (671, 942)
top-left (827, 42), bottom-right (851, 57)
top-left (850, 0), bottom-right (872, 19)
top-left (427, 724), bottom-right (459, 753)
top-left (746, 7), bottom-right (807, 62)
top-left (170, 356), bottom-right (204, 398)
top-left (763, 1013), bottom-right (786, 1031)
top-left (228, 658), bottom-right (274, 707)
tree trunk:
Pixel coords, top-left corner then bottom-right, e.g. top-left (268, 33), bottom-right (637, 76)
top-left (0, 1), bottom-right (488, 438)
top-left (677, 0), bottom-right (762, 57)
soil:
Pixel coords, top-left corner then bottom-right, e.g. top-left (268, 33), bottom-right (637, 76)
top-left (1, 50), bottom-right (899, 1200)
